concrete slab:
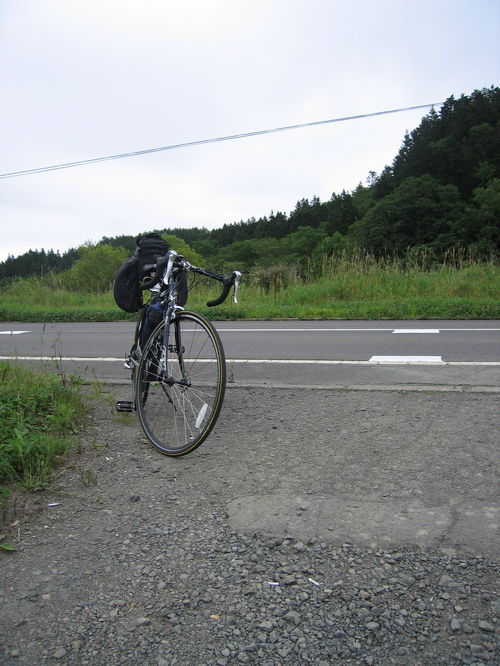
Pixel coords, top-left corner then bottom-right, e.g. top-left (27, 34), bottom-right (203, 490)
top-left (227, 495), bottom-right (499, 558)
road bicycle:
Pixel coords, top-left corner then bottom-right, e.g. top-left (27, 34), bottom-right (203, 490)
top-left (116, 250), bottom-right (241, 457)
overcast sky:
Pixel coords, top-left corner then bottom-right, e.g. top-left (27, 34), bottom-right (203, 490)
top-left (1, 0), bottom-right (499, 261)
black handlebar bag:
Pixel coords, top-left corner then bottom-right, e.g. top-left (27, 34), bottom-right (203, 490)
top-left (113, 234), bottom-right (169, 313)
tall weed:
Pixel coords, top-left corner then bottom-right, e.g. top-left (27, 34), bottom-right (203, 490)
top-left (0, 249), bottom-right (498, 320)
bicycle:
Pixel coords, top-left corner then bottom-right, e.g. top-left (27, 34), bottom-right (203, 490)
top-left (116, 250), bottom-right (241, 457)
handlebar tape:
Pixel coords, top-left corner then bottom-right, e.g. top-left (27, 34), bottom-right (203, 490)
top-left (206, 276), bottom-right (233, 307)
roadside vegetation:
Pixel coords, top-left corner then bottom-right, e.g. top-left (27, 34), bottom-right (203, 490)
top-left (230, 250), bottom-right (499, 320)
top-left (0, 362), bottom-right (87, 506)
top-left (0, 248), bottom-right (497, 321)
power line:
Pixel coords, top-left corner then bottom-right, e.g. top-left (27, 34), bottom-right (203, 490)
top-left (0, 103), bottom-right (441, 180)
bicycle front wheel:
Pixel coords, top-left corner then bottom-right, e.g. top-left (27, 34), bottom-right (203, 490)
top-left (135, 311), bottom-right (226, 456)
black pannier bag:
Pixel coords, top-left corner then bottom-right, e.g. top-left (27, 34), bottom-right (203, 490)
top-left (113, 255), bottom-right (142, 313)
top-left (113, 233), bottom-right (169, 313)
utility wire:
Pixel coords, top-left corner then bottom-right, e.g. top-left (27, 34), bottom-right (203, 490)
top-left (0, 103), bottom-right (442, 180)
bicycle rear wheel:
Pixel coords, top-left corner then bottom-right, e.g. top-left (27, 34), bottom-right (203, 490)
top-left (135, 311), bottom-right (226, 456)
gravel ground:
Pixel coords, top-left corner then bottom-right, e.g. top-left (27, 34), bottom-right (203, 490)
top-left (0, 386), bottom-right (498, 665)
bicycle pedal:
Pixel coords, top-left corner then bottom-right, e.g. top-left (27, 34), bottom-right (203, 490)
top-left (116, 401), bottom-right (135, 413)
top-left (124, 355), bottom-right (138, 369)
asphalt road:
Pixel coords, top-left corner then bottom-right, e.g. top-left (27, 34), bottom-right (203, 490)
top-left (1, 326), bottom-right (498, 559)
top-left (1, 319), bottom-right (499, 389)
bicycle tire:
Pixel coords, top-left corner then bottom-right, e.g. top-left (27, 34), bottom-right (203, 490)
top-left (135, 310), bottom-right (226, 456)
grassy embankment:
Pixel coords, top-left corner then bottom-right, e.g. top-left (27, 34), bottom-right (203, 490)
top-left (0, 254), bottom-right (498, 321)
top-left (0, 362), bottom-right (87, 529)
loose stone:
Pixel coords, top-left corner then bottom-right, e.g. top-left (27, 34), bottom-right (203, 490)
top-left (53, 648), bottom-right (67, 659)
top-left (365, 621), bottom-right (380, 631)
top-left (478, 620), bottom-right (495, 632)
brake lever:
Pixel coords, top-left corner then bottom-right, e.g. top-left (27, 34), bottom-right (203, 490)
top-left (233, 271), bottom-right (242, 304)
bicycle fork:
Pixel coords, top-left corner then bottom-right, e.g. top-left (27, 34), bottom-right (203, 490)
top-left (162, 312), bottom-right (190, 389)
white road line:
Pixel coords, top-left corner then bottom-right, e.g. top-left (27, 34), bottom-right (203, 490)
top-left (369, 355), bottom-right (444, 364)
top-left (218, 328), bottom-right (395, 332)
top-left (1, 355), bottom-right (499, 366)
top-left (217, 327), bottom-right (500, 332)
top-left (1, 327), bottom-right (498, 334)
top-left (0, 356), bottom-right (122, 362)
top-left (393, 329), bottom-right (440, 334)
top-left (228, 359), bottom-right (499, 366)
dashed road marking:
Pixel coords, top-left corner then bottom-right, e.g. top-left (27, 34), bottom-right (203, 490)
top-left (369, 355), bottom-right (444, 364)
top-left (392, 329), bottom-right (440, 334)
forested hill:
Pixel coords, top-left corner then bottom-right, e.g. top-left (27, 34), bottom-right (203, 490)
top-left (2, 86), bottom-right (498, 279)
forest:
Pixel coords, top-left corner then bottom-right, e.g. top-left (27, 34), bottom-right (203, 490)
top-left (1, 86), bottom-right (498, 284)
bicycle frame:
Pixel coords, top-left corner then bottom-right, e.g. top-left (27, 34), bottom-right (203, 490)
top-left (157, 252), bottom-right (188, 387)
top-left (118, 249), bottom-right (241, 426)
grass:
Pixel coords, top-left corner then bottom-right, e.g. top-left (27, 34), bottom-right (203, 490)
top-left (0, 362), bottom-right (87, 496)
top-left (0, 275), bottom-right (124, 322)
top-left (220, 259), bottom-right (499, 320)
top-left (0, 253), bottom-right (498, 321)
top-left (197, 256), bottom-right (500, 320)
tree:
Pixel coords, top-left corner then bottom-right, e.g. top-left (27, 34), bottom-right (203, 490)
top-left (0, 246), bottom-right (79, 280)
top-left (192, 238), bottom-right (218, 260)
top-left (456, 178), bottom-right (500, 252)
top-left (215, 237), bottom-right (282, 270)
top-left (159, 226), bottom-right (211, 247)
top-left (323, 191), bottom-right (356, 235)
top-left (313, 232), bottom-right (354, 260)
top-left (350, 183), bottom-right (374, 219)
top-left (160, 234), bottom-right (204, 265)
top-left (390, 87), bottom-right (500, 199)
top-left (280, 226), bottom-right (326, 259)
top-left (288, 197), bottom-right (324, 232)
top-left (351, 175), bottom-right (465, 254)
top-left (265, 211), bottom-right (290, 239)
top-left (65, 244), bottom-right (127, 292)
top-left (99, 235), bottom-right (136, 253)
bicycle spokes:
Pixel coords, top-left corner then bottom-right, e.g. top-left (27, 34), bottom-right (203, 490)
top-left (135, 312), bottom-right (226, 456)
